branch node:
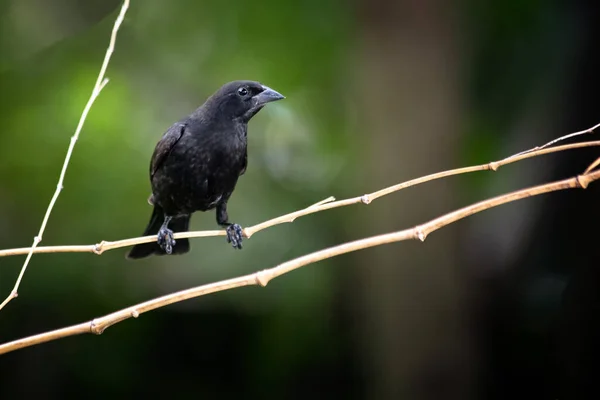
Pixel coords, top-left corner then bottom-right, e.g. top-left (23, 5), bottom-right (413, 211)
top-left (90, 319), bottom-right (104, 335)
top-left (488, 161), bottom-right (500, 171)
top-left (93, 241), bottom-right (106, 255)
top-left (414, 227), bottom-right (427, 242)
top-left (33, 236), bottom-right (41, 244)
top-left (131, 310), bottom-right (139, 318)
top-left (255, 271), bottom-right (270, 287)
top-left (576, 174), bottom-right (591, 189)
top-left (361, 195), bottom-right (371, 204)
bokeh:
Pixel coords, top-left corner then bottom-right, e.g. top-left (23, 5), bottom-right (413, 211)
top-left (1, 0), bottom-right (599, 399)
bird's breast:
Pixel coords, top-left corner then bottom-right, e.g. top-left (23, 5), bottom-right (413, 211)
top-left (152, 133), bottom-right (246, 214)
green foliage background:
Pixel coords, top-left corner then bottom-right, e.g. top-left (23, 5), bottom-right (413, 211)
top-left (0, 0), bottom-right (598, 398)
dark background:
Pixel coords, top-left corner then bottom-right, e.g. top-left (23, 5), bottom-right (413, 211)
top-left (0, 0), bottom-right (599, 398)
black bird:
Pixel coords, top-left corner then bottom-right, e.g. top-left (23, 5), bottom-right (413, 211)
top-left (126, 80), bottom-right (284, 259)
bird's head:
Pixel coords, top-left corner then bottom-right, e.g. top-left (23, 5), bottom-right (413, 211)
top-left (205, 80), bottom-right (285, 123)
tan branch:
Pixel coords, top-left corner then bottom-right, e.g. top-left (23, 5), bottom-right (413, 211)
top-left (1, 139), bottom-right (599, 260)
top-left (1, 167), bottom-right (598, 356)
top-left (584, 157), bottom-right (600, 174)
top-left (0, 0), bottom-right (130, 311)
top-left (508, 122), bottom-right (600, 158)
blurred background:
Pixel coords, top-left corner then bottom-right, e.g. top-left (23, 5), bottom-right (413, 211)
top-left (1, 0), bottom-right (599, 398)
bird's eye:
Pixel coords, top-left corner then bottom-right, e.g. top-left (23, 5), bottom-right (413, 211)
top-left (238, 87), bottom-right (248, 97)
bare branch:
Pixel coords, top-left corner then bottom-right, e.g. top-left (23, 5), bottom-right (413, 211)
top-left (0, 0), bottom-right (130, 310)
top-left (1, 167), bottom-right (598, 356)
top-left (584, 157), bottom-right (600, 174)
top-left (0, 138), bottom-right (599, 260)
top-left (507, 122), bottom-right (600, 159)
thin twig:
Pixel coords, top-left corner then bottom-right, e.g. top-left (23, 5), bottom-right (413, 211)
top-left (1, 167), bottom-right (598, 356)
top-left (0, 0), bottom-right (130, 311)
top-left (0, 138), bottom-right (599, 259)
top-left (507, 122), bottom-right (600, 159)
top-left (584, 157), bottom-right (600, 174)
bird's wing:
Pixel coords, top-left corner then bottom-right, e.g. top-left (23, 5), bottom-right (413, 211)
top-left (239, 150), bottom-right (248, 176)
top-left (150, 122), bottom-right (187, 179)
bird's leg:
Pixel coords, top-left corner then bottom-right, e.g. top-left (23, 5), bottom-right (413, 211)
top-left (157, 215), bottom-right (176, 254)
top-left (216, 201), bottom-right (243, 250)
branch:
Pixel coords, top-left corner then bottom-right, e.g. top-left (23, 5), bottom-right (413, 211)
top-left (584, 156), bottom-right (600, 174)
top-left (508, 122), bottom-right (600, 158)
top-left (1, 167), bottom-right (598, 356)
top-left (0, 0), bottom-right (130, 310)
top-left (1, 139), bottom-right (599, 259)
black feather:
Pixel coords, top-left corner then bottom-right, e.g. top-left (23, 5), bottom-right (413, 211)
top-left (127, 80), bottom-right (284, 260)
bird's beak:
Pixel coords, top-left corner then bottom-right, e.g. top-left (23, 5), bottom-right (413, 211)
top-left (254, 85), bottom-right (285, 105)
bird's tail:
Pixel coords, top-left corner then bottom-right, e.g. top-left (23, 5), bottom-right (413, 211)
top-left (126, 205), bottom-right (191, 260)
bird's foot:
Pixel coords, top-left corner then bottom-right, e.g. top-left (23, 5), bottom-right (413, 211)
top-left (226, 224), bottom-right (244, 250)
top-left (157, 227), bottom-right (176, 254)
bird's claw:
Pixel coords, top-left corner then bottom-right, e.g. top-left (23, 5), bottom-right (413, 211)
top-left (157, 227), bottom-right (176, 254)
top-left (226, 224), bottom-right (244, 250)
